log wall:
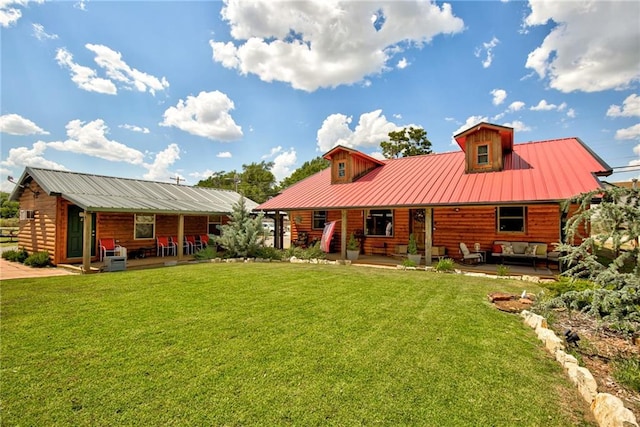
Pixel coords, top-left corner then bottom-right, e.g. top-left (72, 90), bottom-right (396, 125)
top-left (16, 181), bottom-right (60, 262)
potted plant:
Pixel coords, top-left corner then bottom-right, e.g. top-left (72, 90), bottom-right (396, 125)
top-left (346, 233), bottom-right (360, 261)
top-left (407, 233), bottom-right (422, 265)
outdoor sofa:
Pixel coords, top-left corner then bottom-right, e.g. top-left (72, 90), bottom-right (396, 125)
top-left (491, 240), bottom-right (560, 270)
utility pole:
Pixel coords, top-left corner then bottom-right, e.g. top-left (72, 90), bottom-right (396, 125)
top-left (170, 176), bottom-right (185, 185)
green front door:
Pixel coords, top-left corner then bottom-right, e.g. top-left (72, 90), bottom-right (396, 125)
top-left (67, 205), bottom-right (96, 258)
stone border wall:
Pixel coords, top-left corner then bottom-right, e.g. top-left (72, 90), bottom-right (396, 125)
top-left (521, 310), bottom-right (638, 427)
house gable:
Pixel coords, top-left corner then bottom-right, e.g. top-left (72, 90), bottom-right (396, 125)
top-left (454, 122), bottom-right (514, 174)
top-left (323, 145), bottom-right (384, 184)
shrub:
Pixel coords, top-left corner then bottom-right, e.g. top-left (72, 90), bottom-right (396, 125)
top-left (23, 251), bottom-right (50, 268)
top-left (435, 257), bottom-right (455, 272)
top-left (2, 247), bottom-right (28, 263)
top-left (496, 264), bottom-right (510, 277)
top-left (193, 246), bottom-right (218, 260)
top-left (254, 246), bottom-right (283, 260)
top-left (283, 243), bottom-right (326, 261)
top-left (402, 259), bottom-right (417, 268)
top-left (612, 357), bottom-right (640, 392)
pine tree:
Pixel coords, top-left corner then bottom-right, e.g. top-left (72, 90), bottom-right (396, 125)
top-left (215, 196), bottom-right (264, 258)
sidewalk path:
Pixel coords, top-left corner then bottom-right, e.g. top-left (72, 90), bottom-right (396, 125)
top-left (0, 256), bottom-right (78, 280)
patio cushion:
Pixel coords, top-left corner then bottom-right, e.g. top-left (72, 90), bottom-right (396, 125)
top-left (512, 242), bottom-right (528, 254)
top-left (524, 245), bottom-right (537, 255)
top-left (492, 244), bottom-right (502, 254)
top-left (502, 244), bottom-right (514, 255)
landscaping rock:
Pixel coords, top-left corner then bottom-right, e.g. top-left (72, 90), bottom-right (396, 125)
top-left (591, 393), bottom-right (639, 427)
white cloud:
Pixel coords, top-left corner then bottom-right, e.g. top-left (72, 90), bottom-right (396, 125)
top-left (397, 57), bottom-right (409, 69)
top-left (0, 141), bottom-right (67, 170)
top-left (524, 1), bottom-right (640, 93)
top-left (503, 120), bottom-right (531, 132)
top-left (74, 0), bottom-right (87, 11)
top-left (262, 146), bottom-right (282, 160)
top-left (271, 148), bottom-right (297, 182)
top-left (475, 36), bottom-right (500, 68)
top-left (56, 48), bottom-right (117, 95)
top-left (210, 0), bottom-right (464, 92)
top-left (566, 108), bottom-right (576, 118)
top-left (491, 88), bottom-right (507, 106)
top-left (0, 0), bottom-right (43, 28)
top-left (217, 152), bottom-right (232, 158)
top-left (189, 169), bottom-right (217, 181)
top-left (119, 124), bottom-right (150, 134)
top-left (530, 99), bottom-right (559, 111)
top-left (615, 123), bottom-right (640, 141)
top-left (32, 23), bottom-right (58, 40)
top-left (55, 44), bottom-right (169, 96)
top-left (316, 109), bottom-right (401, 153)
top-left (143, 143), bottom-right (181, 181)
top-left (47, 119), bottom-right (145, 164)
top-left (607, 94), bottom-right (640, 118)
top-left (160, 91), bottom-right (243, 141)
top-left (0, 114), bottom-right (49, 135)
top-left (507, 101), bottom-right (525, 112)
top-left (633, 143), bottom-right (640, 157)
top-left (85, 44), bottom-right (169, 96)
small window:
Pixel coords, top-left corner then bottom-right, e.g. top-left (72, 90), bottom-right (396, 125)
top-left (19, 209), bottom-right (35, 220)
top-left (497, 206), bottom-right (526, 232)
top-left (135, 214), bottom-right (155, 239)
top-left (338, 162), bottom-right (346, 178)
top-left (312, 211), bottom-right (327, 229)
top-left (208, 215), bottom-right (223, 236)
top-left (365, 209), bottom-right (393, 236)
top-left (477, 145), bottom-right (489, 165)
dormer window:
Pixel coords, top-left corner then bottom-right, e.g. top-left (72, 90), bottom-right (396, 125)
top-left (477, 145), bottom-right (489, 165)
top-left (338, 161), bottom-right (346, 178)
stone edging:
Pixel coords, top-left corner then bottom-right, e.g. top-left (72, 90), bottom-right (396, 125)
top-left (520, 310), bottom-right (638, 427)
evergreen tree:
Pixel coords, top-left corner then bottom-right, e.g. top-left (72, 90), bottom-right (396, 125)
top-left (380, 126), bottom-right (432, 159)
top-left (215, 196), bottom-right (264, 258)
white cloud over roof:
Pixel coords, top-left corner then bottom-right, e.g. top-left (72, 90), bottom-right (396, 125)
top-left (210, 0), bottom-right (464, 92)
top-left (160, 91), bottom-right (243, 141)
top-left (524, 1), bottom-right (640, 93)
top-left (316, 109), bottom-right (401, 153)
top-left (0, 114), bottom-right (49, 135)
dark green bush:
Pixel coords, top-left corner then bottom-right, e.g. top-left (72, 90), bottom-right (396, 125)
top-left (283, 243), bottom-right (326, 260)
top-left (23, 251), bottom-right (50, 268)
top-left (193, 246), bottom-right (218, 260)
top-left (254, 246), bottom-right (283, 260)
top-left (2, 247), bottom-right (29, 263)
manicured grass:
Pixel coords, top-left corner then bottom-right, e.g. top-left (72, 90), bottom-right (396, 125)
top-left (1, 263), bottom-right (593, 426)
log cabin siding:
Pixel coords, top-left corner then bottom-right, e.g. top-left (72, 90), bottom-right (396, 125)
top-left (15, 182), bottom-right (60, 262)
top-left (432, 204), bottom-right (563, 259)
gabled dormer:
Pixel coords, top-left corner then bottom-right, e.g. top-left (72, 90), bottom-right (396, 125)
top-left (323, 145), bottom-right (385, 184)
top-left (454, 123), bottom-right (514, 173)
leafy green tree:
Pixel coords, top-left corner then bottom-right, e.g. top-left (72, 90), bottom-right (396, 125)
top-left (539, 185), bottom-right (639, 335)
top-left (1, 192), bottom-right (19, 218)
top-left (196, 162), bottom-right (276, 204)
top-left (380, 126), bottom-right (432, 159)
top-left (239, 161), bottom-right (276, 204)
top-left (279, 156), bottom-right (330, 189)
top-left (215, 196), bottom-right (264, 258)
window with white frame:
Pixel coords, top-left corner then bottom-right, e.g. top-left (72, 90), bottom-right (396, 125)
top-left (338, 161), bottom-right (346, 178)
top-left (497, 206), bottom-right (526, 232)
top-left (134, 214), bottom-right (155, 239)
top-left (365, 209), bottom-right (393, 236)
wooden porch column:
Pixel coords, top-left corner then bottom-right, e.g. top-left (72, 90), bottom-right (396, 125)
top-left (424, 207), bottom-right (433, 266)
top-left (275, 211), bottom-right (282, 249)
top-left (81, 210), bottom-right (92, 274)
top-left (177, 214), bottom-right (184, 259)
top-left (341, 210), bottom-right (347, 259)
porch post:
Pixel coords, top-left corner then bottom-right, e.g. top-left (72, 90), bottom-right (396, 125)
top-left (275, 211), bottom-right (282, 249)
top-left (341, 209), bottom-right (347, 259)
top-left (81, 210), bottom-right (92, 273)
top-left (177, 214), bottom-right (184, 259)
top-left (424, 207), bottom-right (433, 266)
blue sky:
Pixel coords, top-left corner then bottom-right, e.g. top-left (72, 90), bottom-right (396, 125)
top-left (1, 0), bottom-right (639, 193)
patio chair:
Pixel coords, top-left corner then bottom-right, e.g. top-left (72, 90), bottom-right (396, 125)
top-left (197, 234), bottom-right (210, 249)
top-left (157, 236), bottom-right (176, 257)
top-left (186, 235), bottom-right (202, 252)
top-left (170, 235), bottom-right (192, 255)
top-left (459, 242), bottom-right (482, 264)
top-left (99, 238), bottom-right (123, 261)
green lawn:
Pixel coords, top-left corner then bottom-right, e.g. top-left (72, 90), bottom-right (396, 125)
top-left (1, 263), bottom-right (593, 426)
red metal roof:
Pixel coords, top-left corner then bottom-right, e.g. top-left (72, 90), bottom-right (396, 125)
top-left (257, 137), bottom-right (612, 211)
